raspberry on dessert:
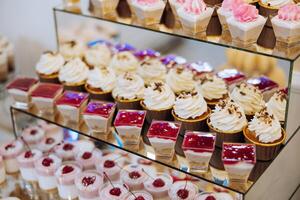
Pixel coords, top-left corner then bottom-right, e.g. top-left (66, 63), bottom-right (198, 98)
top-left (109, 187), bottom-right (122, 196)
top-left (104, 160), bottom-right (115, 168)
top-left (129, 171), bottom-right (141, 179)
top-left (62, 165), bottom-right (74, 174)
top-left (63, 143), bottom-right (74, 151)
top-left (42, 157), bottom-right (53, 167)
top-left (82, 176), bottom-right (96, 187)
top-left (152, 178), bottom-right (165, 187)
top-left (82, 152), bottom-right (92, 160)
top-left (222, 143), bottom-right (256, 165)
top-left (135, 196), bottom-right (145, 200)
top-left (205, 195), bottom-right (217, 200)
top-left (114, 110), bottom-right (146, 127)
top-left (177, 189), bottom-right (189, 199)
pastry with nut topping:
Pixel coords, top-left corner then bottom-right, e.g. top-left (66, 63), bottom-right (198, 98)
top-left (266, 89), bottom-right (287, 125)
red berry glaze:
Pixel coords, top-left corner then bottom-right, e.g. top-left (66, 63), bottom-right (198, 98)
top-left (45, 137), bottom-right (55, 144)
top-left (109, 187), bottom-right (121, 196)
top-left (222, 143), bottom-right (256, 165)
top-left (6, 77), bottom-right (37, 92)
top-left (114, 110), bottom-right (146, 127)
top-left (42, 158), bottom-right (53, 167)
top-left (63, 143), bottom-right (74, 151)
top-left (31, 83), bottom-right (63, 98)
top-left (30, 129), bottom-right (38, 135)
top-left (56, 91), bottom-right (89, 108)
top-left (217, 69), bottom-right (245, 84)
top-left (135, 196), bottom-right (145, 200)
top-left (182, 132), bottom-right (215, 153)
top-left (62, 165), bottom-right (74, 174)
top-left (129, 171), bottom-right (141, 179)
top-left (5, 144), bottom-right (15, 150)
top-left (82, 152), bottom-right (92, 160)
top-left (82, 176), bottom-right (96, 187)
top-left (147, 121), bottom-right (180, 141)
top-left (104, 160), bottom-right (115, 168)
top-left (152, 178), bottom-right (165, 187)
top-left (83, 102), bottom-right (115, 118)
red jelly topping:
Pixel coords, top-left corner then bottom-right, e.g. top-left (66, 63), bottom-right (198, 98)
top-left (182, 132), bottom-right (215, 152)
top-left (5, 144), bottom-right (15, 150)
top-left (177, 189), bottom-right (189, 199)
top-left (109, 187), bottom-right (121, 196)
top-left (205, 195), bottom-right (216, 200)
top-left (63, 143), bottom-right (74, 151)
top-left (83, 102), bottom-right (115, 118)
top-left (135, 196), bottom-right (145, 200)
top-left (222, 143), bottom-right (256, 165)
top-left (247, 76), bottom-right (278, 92)
top-left (82, 152), bottom-right (92, 160)
top-left (62, 165), bottom-right (74, 174)
top-left (217, 69), bottom-right (245, 84)
top-left (45, 137), bottom-right (55, 144)
top-left (55, 91), bottom-right (89, 108)
top-left (42, 158), bottom-right (54, 167)
top-left (82, 176), bottom-right (96, 187)
top-left (114, 110), bottom-right (146, 127)
top-left (24, 151), bottom-right (34, 158)
top-left (6, 77), bottom-right (38, 92)
top-left (152, 178), bottom-right (165, 187)
top-left (31, 83), bottom-right (63, 98)
top-left (129, 171), bottom-right (141, 179)
top-left (188, 61), bottom-right (213, 76)
top-left (104, 160), bottom-right (115, 168)
top-left (147, 121), bottom-right (180, 141)
top-left (30, 129), bottom-right (37, 135)
top-left (280, 88), bottom-right (288, 95)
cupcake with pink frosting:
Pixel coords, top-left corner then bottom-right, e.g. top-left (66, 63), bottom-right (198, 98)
top-left (227, 3), bottom-right (266, 46)
top-left (177, 0), bottom-right (214, 37)
top-left (271, 4), bottom-right (300, 47)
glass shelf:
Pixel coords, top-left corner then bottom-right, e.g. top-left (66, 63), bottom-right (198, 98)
top-left (53, 4), bottom-right (300, 62)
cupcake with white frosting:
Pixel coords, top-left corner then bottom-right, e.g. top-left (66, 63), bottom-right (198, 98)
top-left (208, 99), bottom-right (248, 147)
top-left (141, 81), bottom-right (175, 123)
top-left (137, 58), bottom-right (167, 84)
top-left (35, 51), bottom-right (65, 83)
top-left (83, 43), bottom-right (112, 68)
top-left (109, 51), bottom-right (139, 75)
top-left (58, 58), bottom-right (89, 91)
top-left (85, 67), bottom-right (116, 101)
top-left (112, 72), bottom-right (144, 109)
top-left (60, 40), bottom-right (84, 61)
top-left (266, 90), bottom-right (286, 125)
top-left (244, 107), bottom-right (286, 161)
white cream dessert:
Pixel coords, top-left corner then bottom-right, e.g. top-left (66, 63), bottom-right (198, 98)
top-left (0, 156), bottom-right (6, 184)
top-left (168, 181), bottom-right (197, 200)
top-left (84, 43), bottom-right (112, 68)
top-left (37, 136), bottom-right (62, 153)
top-left (55, 142), bottom-right (78, 161)
top-left (99, 182), bottom-right (129, 200)
top-left (230, 83), bottom-right (265, 116)
top-left (86, 67), bottom-right (116, 93)
top-left (143, 173), bottom-right (173, 199)
top-left (0, 140), bottom-right (24, 174)
top-left (96, 153), bottom-right (123, 181)
top-left (169, 0), bottom-right (186, 19)
top-left (121, 164), bottom-right (148, 191)
top-left (266, 90), bottom-right (286, 122)
top-left (35, 154), bottom-right (62, 190)
top-left (21, 125), bottom-right (45, 149)
top-left (166, 66), bottom-right (197, 94)
top-left (91, 0), bottom-right (120, 17)
top-left (126, 191), bottom-right (153, 200)
top-left (109, 51), bottom-right (139, 75)
top-left (194, 192), bottom-right (234, 200)
top-left (199, 75), bottom-right (228, 103)
top-left (137, 58), bottom-right (167, 84)
top-left (75, 171), bottom-right (103, 200)
top-left (55, 164), bottom-right (82, 200)
top-left (75, 149), bottom-right (102, 170)
top-left (60, 40), bottom-right (84, 61)
top-left (17, 149), bottom-right (42, 182)
top-left (35, 51), bottom-right (65, 78)
top-left (260, 0), bottom-right (292, 8)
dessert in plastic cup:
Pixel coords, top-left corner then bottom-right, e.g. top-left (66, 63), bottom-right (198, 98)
top-left (168, 181), bottom-right (197, 200)
top-left (31, 83), bottom-right (63, 119)
top-left (227, 3), bottom-right (266, 47)
top-left (271, 4), bottom-right (300, 47)
top-left (109, 50), bottom-right (139, 76)
top-left (34, 154), bottom-right (62, 191)
top-left (216, 69), bottom-right (246, 92)
top-left (6, 77), bottom-right (38, 110)
top-left (121, 164), bottom-right (148, 190)
top-left (182, 131), bottom-right (216, 172)
top-left (55, 163), bottom-right (82, 200)
top-left (247, 76), bottom-right (279, 101)
top-left (266, 89), bottom-right (287, 125)
top-left (76, 149), bottom-right (102, 170)
top-left (112, 73), bottom-right (144, 110)
top-left (83, 101), bottom-right (116, 140)
top-left (160, 54), bottom-right (187, 72)
top-left (99, 182), bottom-right (129, 200)
top-left (91, 0), bottom-right (119, 19)
top-left (59, 40), bottom-right (84, 61)
top-left (17, 149), bottom-right (43, 182)
top-left (114, 109), bottom-right (146, 145)
top-left (0, 156), bottom-right (5, 184)
top-left (0, 140), bottom-right (24, 174)
top-left (55, 90), bottom-right (89, 129)
top-left (21, 125), bottom-right (45, 149)
top-left (141, 81), bottom-right (175, 123)
top-left (143, 173), bottom-right (173, 199)
top-left (35, 51), bottom-right (65, 83)
top-left (177, 0), bottom-right (214, 38)
top-left (96, 153), bottom-right (122, 181)
top-left (75, 171), bottom-right (103, 200)
top-left (187, 61), bottom-right (214, 81)
top-left (55, 141), bottom-right (78, 161)
top-left (222, 143), bottom-right (256, 183)
top-left (125, 190), bottom-right (154, 200)
top-left (207, 99), bottom-right (248, 148)
top-left (147, 120), bottom-right (181, 162)
top-left (37, 136), bottom-right (62, 153)
top-left (172, 90), bottom-right (211, 132)
top-left (194, 192), bottom-right (234, 200)
top-left (243, 107), bottom-right (286, 161)
top-left (83, 41), bottom-right (112, 68)
top-left (85, 67), bottom-right (116, 101)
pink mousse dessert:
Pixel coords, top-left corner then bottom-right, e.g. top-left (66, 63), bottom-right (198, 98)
top-left (21, 126), bottom-right (45, 149)
top-left (0, 156), bottom-right (6, 184)
top-left (125, 191), bottom-right (153, 200)
top-left (55, 91), bottom-right (89, 126)
top-left (34, 154), bottom-right (62, 190)
top-left (114, 110), bottom-right (146, 145)
top-left (0, 140), bottom-right (24, 174)
top-left (55, 142), bottom-right (78, 161)
top-left (187, 61), bottom-right (214, 80)
top-left (99, 182), bottom-right (129, 200)
top-left (75, 172), bottom-right (103, 200)
top-left (75, 149), bottom-right (102, 170)
top-left (216, 69), bottom-right (246, 91)
top-left (37, 136), bottom-right (62, 153)
top-left (121, 164), bottom-right (148, 191)
top-left (83, 101), bottom-right (116, 139)
top-left (31, 83), bottom-right (63, 117)
top-left (143, 173), bottom-right (173, 199)
top-left (17, 149), bottom-right (43, 182)
top-left (55, 164), bottom-right (82, 200)
top-left (222, 143), bottom-right (256, 183)
top-left (96, 153), bottom-right (122, 181)
top-left (182, 131), bottom-right (216, 172)
top-left (147, 121), bottom-right (181, 162)
top-left (168, 181), bottom-right (197, 200)
top-left (247, 76), bottom-right (279, 101)
top-left (6, 77), bottom-right (38, 109)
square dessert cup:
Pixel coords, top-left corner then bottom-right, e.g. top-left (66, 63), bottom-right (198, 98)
top-left (6, 77), bottom-right (38, 110)
top-left (30, 83), bottom-right (63, 120)
top-left (222, 143), bottom-right (256, 183)
top-left (91, 0), bottom-right (119, 20)
top-left (85, 83), bottom-right (113, 101)
top-left (83, 101), bottom-right (116, 140)
top-left (216, 69), bottom-right (246, 92)
top-left (247, 76), bottom-right (278, 101)
top-left (147, 120), bottom-right (181, 163)
top-left (55, 91), bottom-right (89, 129)
top-left (114, 109), bottom-right (146, 146)
top-left (140, 100), bottom-right (173, 124)
top-left (243, 126), bottom-right (286, 161)
top-left (182, 131), bottom-right (216, 172)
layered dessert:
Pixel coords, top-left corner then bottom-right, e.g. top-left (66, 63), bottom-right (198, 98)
top-left (97, 153), bottom-right (122, 181)
top-left (121, 164), bottom-right (148, 190)
top-left (147, 121), bottom-right (181, 162)
top-left (109, 51), bottom-right (139, 75)
top-left (143, 173), bottom-right (173, 199)
top-left (83, 101), bottom-right (116, 139)
top-left (21, 125), bottom-right (45, 149)
top-left (59, 40), bottom-right (84, 61)
top-left (125, 191), bottom-right (153, 200)
top-left (169, 0), bottom-right (186, 29)
top-left (75, 149), bottom-right (102, 170)
top-left (168, 181), bottom-right (197, 200)
top-left (222, 143), bottom-right (256, 183)
top-left (6, 77), bottom-right (38, 109)
top-left (172, 90), bottom-right (210, 132)
top-left (141, 81), bottom-right (175, 123)
top-left (266, 90), bottom-right (287, 124)
top-left (35, 154), bottom-right (62, 190)
top-left (114, 110), bottom-right (146, 145)
top-left (55, 163), bottom-right (82, 199)
top-left (75, 171), bottom-right (103, 200)
top-left (98, 182), bottom-right (129, 200)
top-left (182, 131), bottom-right (216, 172)
top-left (0, 156), bottom-right (5, 184)
top-left (160, 54), bottom-right (187, 71)
top-left (216, 69), bottom-right (246, 91)
top-left (0, 140), bottom-right (24, 174)
top-left (247, 76), bottom-right (279, 101)
top-left (30, 83), bottom-right (63, 118)
top-left (91, 0), bottom-right (120, 19)
top-left (83, 41), bottom-right (112, 68)
top-left (187, 61), bottom-right (214, 80)
top-left (55, 142), bottom-right (77, 161)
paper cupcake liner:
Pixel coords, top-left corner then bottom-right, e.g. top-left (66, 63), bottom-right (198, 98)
top-left (140, 101), bottom-right (173, 124)
top-left (85, 84), bottom-right (113, 101)
top-left (38, 73), bottom-right (60, 84)
top-left (258, 2), bottom-right (278, 27)
top-left (115, 98), bottom-right (142, 110)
